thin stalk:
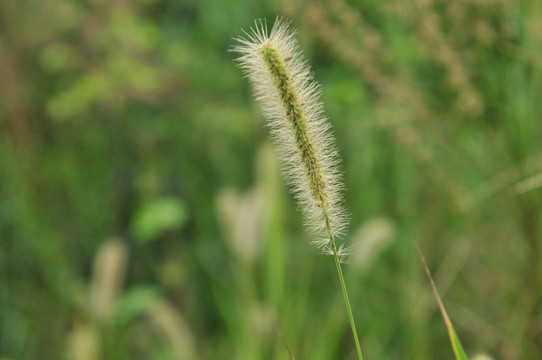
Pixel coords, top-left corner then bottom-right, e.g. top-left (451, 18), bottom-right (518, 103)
top-left (333, 242), bottom-right (363, 359)
top-left (326, 216), bottom-right (363, 360)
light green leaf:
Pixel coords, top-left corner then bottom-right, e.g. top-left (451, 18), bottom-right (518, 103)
top-left (115, 286), bottom-right (161, 325)
top-left (131, 197), bottom-right (188, 243)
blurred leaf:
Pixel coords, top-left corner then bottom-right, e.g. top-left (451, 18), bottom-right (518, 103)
top-left (115, 286), bottom-right (161, 325)
top-left (39, 43), bottom-right (80, 73)
top-left (47, 73), bottom-right (110, 120)
top-left (131, 197), bottom-right (188, 243)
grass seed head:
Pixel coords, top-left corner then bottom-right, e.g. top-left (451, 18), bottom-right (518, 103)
top-left (232, 18), bottom-right (348, 255)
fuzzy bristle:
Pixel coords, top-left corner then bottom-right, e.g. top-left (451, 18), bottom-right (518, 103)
top-left (232, 18), bottom-right (348, 255)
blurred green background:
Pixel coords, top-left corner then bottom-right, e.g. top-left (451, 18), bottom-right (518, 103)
top-left (1, 0), bottom-right (541, 359)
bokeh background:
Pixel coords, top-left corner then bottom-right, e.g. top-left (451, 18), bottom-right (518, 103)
top-left (1, 0), bottom-right (541, 359)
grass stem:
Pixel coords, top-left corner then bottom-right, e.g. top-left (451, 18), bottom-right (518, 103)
top-left (331, 235), bottom-right (364, 360)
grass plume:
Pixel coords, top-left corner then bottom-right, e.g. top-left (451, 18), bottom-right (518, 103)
top-left (232, 18), bottom-right (348, 256)
top-left (233, 18), bottom-right (362, 359)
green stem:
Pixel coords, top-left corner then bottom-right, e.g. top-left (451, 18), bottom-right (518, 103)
top-left (330, 236), bottom-right (364, 360)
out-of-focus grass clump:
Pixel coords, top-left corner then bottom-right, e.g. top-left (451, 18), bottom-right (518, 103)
top-left (0, 0), bottom-right (541, 359)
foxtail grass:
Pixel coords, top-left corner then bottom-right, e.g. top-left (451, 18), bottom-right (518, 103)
top-left (233, 18), bottom-right (363, 359)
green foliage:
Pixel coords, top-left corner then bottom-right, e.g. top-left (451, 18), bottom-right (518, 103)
top-left (131, 198), bottom-right (188, 243)
top-left (1, 0), bottom-right (541, 359)
top-left (115, 286), bottom-right (162, 324)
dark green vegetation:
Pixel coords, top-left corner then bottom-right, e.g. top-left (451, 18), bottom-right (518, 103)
top-left (1, 0), bottom-right (541, 359)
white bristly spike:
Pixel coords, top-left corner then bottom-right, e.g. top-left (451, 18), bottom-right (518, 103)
top-left (232, 19), bottom-right (365, 359)
top-left (232, 18), bottom-right (348, 257)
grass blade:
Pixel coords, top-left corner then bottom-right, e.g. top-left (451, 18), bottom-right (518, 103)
top-left (415, 242), bottom-right (468, 360)
top-left (277, 330), bottom-right (296, 360)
